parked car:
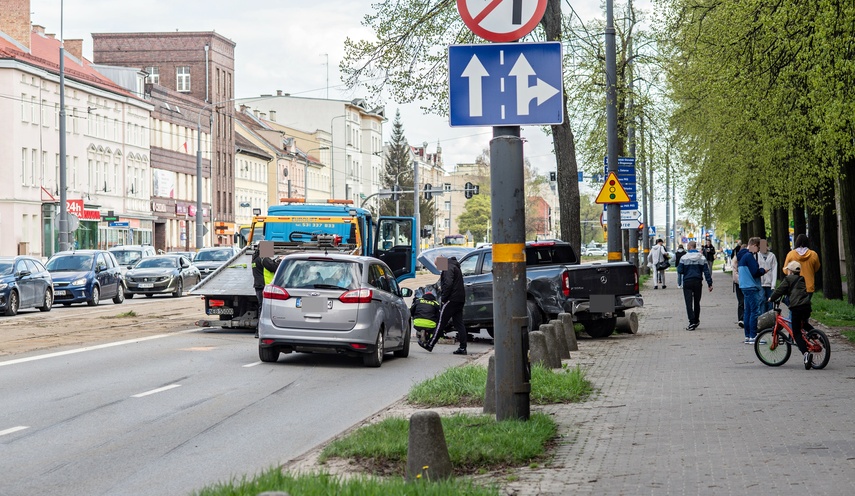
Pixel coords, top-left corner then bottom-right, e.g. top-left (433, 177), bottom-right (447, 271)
top-left (257, 253), bottom-right (413, 367)
top-left (169, 250), bottom-right (196, 262)
top-left (416, 246), bottom-right (473, 272)
top-left (109, 244), bottom-right (156, 269)
top-left (0, 256), bottom-right (54, 316)
top-left (45, 250), bottom-right (125, 306)
top-left (124, 255), bottom-right (201, 298)
top-left (193, 246), bottom-right (239, 278)
top-left (585, 246), bottom-right (608, 257)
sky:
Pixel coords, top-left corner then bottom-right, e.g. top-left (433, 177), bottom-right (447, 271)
top-left (28, 0), bottom-right (612, 177)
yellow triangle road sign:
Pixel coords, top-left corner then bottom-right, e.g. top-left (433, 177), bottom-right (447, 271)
top-left (595, 171), bottom-right (631, 204)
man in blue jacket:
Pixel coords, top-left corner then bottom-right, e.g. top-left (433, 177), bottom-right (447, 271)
top-left (677, 241), bottom-right (713, 330)
top-left (737, 237), bottom-right (767, 344)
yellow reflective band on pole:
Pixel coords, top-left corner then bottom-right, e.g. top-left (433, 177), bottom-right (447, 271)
top-left (608, 251), bottom-right (622, 261)
top-left (493, 243), bottom-right (526, 263)
top-left (629, 247), bottom-right (638, 253)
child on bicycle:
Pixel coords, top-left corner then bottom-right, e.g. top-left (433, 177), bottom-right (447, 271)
top-left (410, 291), bottom-right (440, 347)
top-left (768, 260), bottom-right (814, 369)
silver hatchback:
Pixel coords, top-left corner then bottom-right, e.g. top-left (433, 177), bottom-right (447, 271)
top-left (257, 253), bottom-right (413, 367)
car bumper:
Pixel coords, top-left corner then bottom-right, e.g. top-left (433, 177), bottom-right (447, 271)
top-left (52, 286), bottom-right (90, 303)
top-left (257, 318), bottom-right (376, 355)
top-left (126, 279), bottom-right (177, 294)
top-left (567, 295), bottom-right (644, 315)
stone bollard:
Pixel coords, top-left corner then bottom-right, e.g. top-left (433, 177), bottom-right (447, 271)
top-left (406, 411), bottom-right (453, 481)
top-left (538, 324), bottom-right (562, 368)
top-left (528, 331), bottom-right (550, 368)
top-left (483, 355), bottom-right (496, 414)
top-left (559, 313), bottom-right (578, 351)
top-left (550, 319), bottom-right (571, 359)
top-left (615, 312), bottom-right (639, 334)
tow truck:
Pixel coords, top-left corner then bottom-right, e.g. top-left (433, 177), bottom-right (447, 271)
top-left (189, 199), bottom-right (417, 329)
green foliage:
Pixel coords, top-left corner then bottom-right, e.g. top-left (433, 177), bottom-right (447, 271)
top-left (105, 310), bottom-right (137, 319)
top-left (457, 194), bottom-right (491, 243)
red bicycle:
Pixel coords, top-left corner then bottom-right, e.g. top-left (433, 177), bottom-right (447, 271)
top-left (754, 302), bottom-right (830, 369)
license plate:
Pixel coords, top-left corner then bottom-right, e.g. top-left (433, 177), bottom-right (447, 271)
top-left (299, 297), bottom-right (328, 313)
top-left (208, 307), bottom-right (234, 315)
top-left (138, 283), bottom-right (154, 288)
top-left (54, 290), bottom-right (66, 296)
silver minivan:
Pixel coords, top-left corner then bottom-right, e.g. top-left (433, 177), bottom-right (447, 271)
top-left (257, 253), bottom-right (413, 367)
top-left (109, 244), bottom-right (156, 269)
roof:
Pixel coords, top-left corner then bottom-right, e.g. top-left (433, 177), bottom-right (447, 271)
top-left (235, 133), bottom-right (274, 161)
top-left (0, 31), bottom-right (137, 100)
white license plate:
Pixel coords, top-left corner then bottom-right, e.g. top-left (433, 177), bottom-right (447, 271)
top-left (54, 290), bottom-right (66, 296)
top-left (208, 307), bottom-right (234, 315)
top-left (300, 297), bottom-right (328, 313)
top-left (138, 283), bottom-right (154, 288)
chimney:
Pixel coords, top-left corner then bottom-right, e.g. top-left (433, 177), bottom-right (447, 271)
top-left (32, 24), bottom-right (45, 34)
top-left (65, 39), bottom-right (84, 61)
top-left (239, 104), bottom-right (249, 113)
top-left (276, 90), bottom-right (282, 96)
top-left (0, 0), bottom-right (32, 50)
top-left (269, 110), bottom-right (276, 122)
top-left (46, 33), bottom-right (55, 39)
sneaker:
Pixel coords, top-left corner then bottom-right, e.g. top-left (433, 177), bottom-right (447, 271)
top-left (663, 285), bottom-right (667, 289)
top-left (685, 323), bottom-right (693, 330)
top-left (453, 348), bottom-right (467, 355)
top-left (678, 285), bottom-right (683, 289)
top-left (804, 352), bottom-right (812, 370)
top-left (417, 342), bottom-right (433, 353)
top-left (689, 323), bottom-right (699, 330)
top-left (654, 286), bottom-right (659, 290)
top-left (738, 320), bottom-right (744, 328)
top-left (744, 337), bottom-right (750, 344)
top-left (748, 338), bottom-right (756, 345)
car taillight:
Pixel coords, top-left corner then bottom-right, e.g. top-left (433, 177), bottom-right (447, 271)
top-left (263, 285), bottom-right (290, 300)
top-left (562, 270), bottom-right (570, 297)
top-left (339, 288), bottom-right (372, 303)
top-left (351, 343), bottom-right (367, 350)
top-left (209, 299), bottom-right (226, 307)
top-left (634, 267), bottom-right (639, 293)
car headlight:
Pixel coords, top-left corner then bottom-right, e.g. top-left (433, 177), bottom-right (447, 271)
top-left (0, 283), bottom-right (7, 291)
top-left (71, 278), bottom-right (87, 286)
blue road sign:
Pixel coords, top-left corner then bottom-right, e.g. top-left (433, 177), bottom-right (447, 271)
top-left (604, 156), bottom-right (636, 166)
top-left (449, 42), bottom-right (563, 126)
top-left (109, 221), bottom-right (129, 227)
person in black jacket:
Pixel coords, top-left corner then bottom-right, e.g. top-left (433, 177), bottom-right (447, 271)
top-left (768, 260), bottom-right (814, 369)
top-left (251, 251), bottom-right (281, 306)
top-left (421, 256), bottom-right (467, 355)
top-left (701, 238), bottom-right (717, 270)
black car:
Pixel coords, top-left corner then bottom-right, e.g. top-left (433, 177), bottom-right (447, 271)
top-left (0, 256), bottom-right (54, 316)
top-left (46, 250), bottom-right (126, 306)
top-left (193, 246), bottom-right (239, 278)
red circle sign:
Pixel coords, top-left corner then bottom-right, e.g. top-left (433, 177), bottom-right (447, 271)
top-left (457, 0), bottom-right (548, 42)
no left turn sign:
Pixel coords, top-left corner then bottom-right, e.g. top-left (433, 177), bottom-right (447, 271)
top-left (457, 0), bottom-right (548, 42)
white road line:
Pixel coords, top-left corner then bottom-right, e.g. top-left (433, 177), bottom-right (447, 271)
top-left (132, 384), bottom-right (182, 398)
top-left (0, 426), bottom-right (29, 437)
top-left (0, 329), bottom-right (202, 368)
top-left (242, 361), bottom-right (262, 368)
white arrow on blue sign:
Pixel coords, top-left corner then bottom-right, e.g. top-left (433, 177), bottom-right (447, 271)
top-left (449, 42), bottom-right (563, 126)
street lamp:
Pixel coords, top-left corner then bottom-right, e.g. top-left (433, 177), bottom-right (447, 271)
top-left (329, 114), bottom-right (347, 199)
top-left (301, 146), bottom-right (329, 201)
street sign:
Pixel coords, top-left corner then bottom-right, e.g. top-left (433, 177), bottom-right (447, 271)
top-left (603, 210), bottom-right (642, 222)
top-left (449, 42), bottom-right (563, 126)
top-left (621, 220), bottom-right (641, 229)
top-left (595, 172), bottom-right (631, 204)
top-left (457, 0), bottom-right (548, 42)
top-left (109, 221), bottom-right (130, 228)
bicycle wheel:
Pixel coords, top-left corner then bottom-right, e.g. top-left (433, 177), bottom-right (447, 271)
top-left (806, 329), bottom-right (830, 370)
top-left (755, 328), bottom-right (791, 366)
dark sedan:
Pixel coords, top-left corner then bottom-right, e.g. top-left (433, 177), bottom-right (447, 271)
top-left (46, 250), bottom-right (125, 306)
top-left (125, 255), bottom-right (201, 298)
top-left (0, 256), bottom-right (54, 316)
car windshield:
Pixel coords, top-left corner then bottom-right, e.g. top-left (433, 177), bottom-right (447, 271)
top-left (111, 250), bottom-right (142, 265)
top-left (276, 259), bottom-right (360, 290)
top-left (46, 254), bottom-right (94, 272)
top-left (194, 249), bottom-right (233, 262)
top-left (135, 258), bottom-right (177, 269)
top-left (0, 262), bottom-right (13, 276)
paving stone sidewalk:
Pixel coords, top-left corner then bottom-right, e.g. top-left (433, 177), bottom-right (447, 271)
top-left (502, 268), bottom-right (855, 495)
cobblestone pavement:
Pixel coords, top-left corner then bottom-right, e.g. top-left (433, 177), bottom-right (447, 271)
top-left (502, 269), bottom-right (855, 495)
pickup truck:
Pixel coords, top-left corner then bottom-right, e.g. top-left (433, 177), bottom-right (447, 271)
top-left (417, 241), bottom-right (643, 338)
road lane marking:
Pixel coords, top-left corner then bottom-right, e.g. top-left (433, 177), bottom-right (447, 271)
top-left (242, 361), bottom-right (262, 368)
top-left (132, 384), bottom-right (182, 398)
top-left (0, 426), bottom-right (29, 437)
top-left (0, 329), bottom-right (202, 368)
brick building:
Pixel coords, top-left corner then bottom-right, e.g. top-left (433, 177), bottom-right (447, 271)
top-left (92, 31), bottom-right (237, 245)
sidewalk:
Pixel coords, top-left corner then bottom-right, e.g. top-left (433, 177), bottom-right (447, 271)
top-left (501, 268), bottom-right (855, 495)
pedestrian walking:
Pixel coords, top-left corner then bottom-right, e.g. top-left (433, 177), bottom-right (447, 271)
top-left (758, 239), bottom-right (778, 313)
top-left (731, 241), bottom-right (744, 328)
top-left (768, 260), bottom-right (814, 369)
top-left (701, 238), bottom-right (716, 271)
top-left (674, 244), bottom-right (687, 288)
top-left (783, 234), bottom-right (821, 298)
top-left (648, 239), bottom-right (670, 289)
top-left (676, 241), bottom-right (713, 330)
top-left (420, 256), bottom-right (467, 355)
top-left (737, 237), bottom-right (767, 344)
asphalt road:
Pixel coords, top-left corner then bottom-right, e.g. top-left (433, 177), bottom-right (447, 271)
top-left (0, 287), bottom-right (469, 496)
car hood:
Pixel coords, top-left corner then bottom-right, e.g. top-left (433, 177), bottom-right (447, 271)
top-left (193, 261), bottom-right (224, 269)
top-left (49, 271), bottom-right (90, 282)
top-left (128, 268), bottom-right (176, 278)
top-left (417, 247), bottom-right (474, 275)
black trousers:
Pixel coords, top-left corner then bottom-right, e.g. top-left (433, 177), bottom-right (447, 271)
top-left (733, 283), bottom-right (744, 322)
top-left (427, 300), bottom-right (466, 349)
top-left (790, 304), bottom-right (812, 355)
top-left (682, 279), bottom-right (703, 325)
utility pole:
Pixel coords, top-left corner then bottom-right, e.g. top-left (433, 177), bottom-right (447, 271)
top-left (640, 115), bottom-right (650, 274)
top-left (605, 0), bottom-right (622, 260)
top-left (665, 146), bottom-right (671, 251)
top-left (627, 0), bottom-right (638, 268)
top-left (58, 1), bottom-right (70, 252)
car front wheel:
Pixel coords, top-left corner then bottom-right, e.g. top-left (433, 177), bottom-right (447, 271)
top-left (87, 286), bottom-right (100, 306)
top-left (172, 278), bottom-right (183, 298)
top-left (4, 290), bottom-right (19, 316)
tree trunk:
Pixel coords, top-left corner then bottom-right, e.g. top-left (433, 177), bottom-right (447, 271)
top-left (836, 158), bottom-right (855, 304)
top-left (543, 0), bottom-right (581, 250)
top-left (807, 206), bottom-right (823, 291)
top-left (771, 206), bottom-right (789, 281)
top-left (750, 202), bottom-right (765, 239)
top-left (793, 202), bottom-right (806, 240)
top-left (819, 199), bottom-right (843, 300)
top-left (740, 220), bottom-right (749, 245)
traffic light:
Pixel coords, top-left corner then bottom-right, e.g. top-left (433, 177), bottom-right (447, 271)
top-left (464, 182), bottom-right (479, 199)
top-left (550, 171), bottom-right (556, 182)
top-left (390, 184), bottom-right (401, 202)
top-left (420, 226), bottom-right (433, 238)
top-left (424, 183), bottom-right (433, 200)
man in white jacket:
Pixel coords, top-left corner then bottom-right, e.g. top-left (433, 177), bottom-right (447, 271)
top-left (758, 239), bottom-right (778, 312)
top-left (647, 238), bottom-right (669, 289)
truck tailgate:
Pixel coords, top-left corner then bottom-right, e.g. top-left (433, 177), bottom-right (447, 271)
top-left (566, 262), bottom-right (637, 298)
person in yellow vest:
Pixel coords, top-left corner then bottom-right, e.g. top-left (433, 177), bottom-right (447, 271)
top-left (410, 292), bottom-right (440, 347)
top-left (252, 252), bottom-right (281, 308)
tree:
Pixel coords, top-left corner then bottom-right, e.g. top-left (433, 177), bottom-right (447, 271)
top-left (379, 110), bottom-right (414, 217)
top-left (458, 193), bottom-right (491, 243)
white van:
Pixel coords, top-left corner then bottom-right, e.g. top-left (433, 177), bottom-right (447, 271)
top-left (109, 245), bottom-right (156, 268)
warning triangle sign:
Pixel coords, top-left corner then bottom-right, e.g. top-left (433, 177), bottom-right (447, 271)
top-left (595, 172), bottom-right (631, 204)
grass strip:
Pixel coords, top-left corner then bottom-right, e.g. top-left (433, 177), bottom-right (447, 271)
top-left (811, 292), bottom-right (855, 343)
top-left (105, 310), bottom-right (138, 319)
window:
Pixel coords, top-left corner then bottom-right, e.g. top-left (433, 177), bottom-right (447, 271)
top-left (444, 201), bottom-right (451, 211)
top-left (21, 148), bottom-right (26, 185)
top-left (31, 96), bottom-right (37, 123)
top-left (176, 66), bottom-right (191, 92)
top-left (145, 66), bottom-right (159, 84)
top-left (459, 255), bottom-right (479, 277)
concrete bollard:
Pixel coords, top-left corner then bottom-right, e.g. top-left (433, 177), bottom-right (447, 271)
top-left (528, 331), bottom-right (550, 368)
top-left (538, 324), bottom-right (562, 368)
top-left (483, 355), bottom-right (496, 414)
top-left (406, 411), bottom-right (453, 481)
top-left (550, 319), bottom-right (571, 359)
top-left (615, 312), bottom-right (639, 334)
top-left (559, 313), bottom-right (579, 351)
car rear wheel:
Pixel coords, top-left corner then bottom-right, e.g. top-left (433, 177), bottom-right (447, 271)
top-left (172, 279), bottom-right (183, 298)
top-left (112, 284), bottom-right (125, 304)
top-left (38, 289), bottom-right (52, 312)
top-left (363, 328), bottom-right (385, 367)
top-left (87, 286), bottom-right (100, 306)
top-left (393, 322), bottom-right (411, 358)
top-left (4, 290), bottom-right (19, 316)
top-left (527, 299), bottom-right (543, 332)
top-left (584, 317), bottom-right (617, 339)
top-left (259, 345), bottom-right (280, 363)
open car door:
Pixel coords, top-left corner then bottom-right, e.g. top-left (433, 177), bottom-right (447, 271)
top-left (374, 217), bottom-right (416, 282)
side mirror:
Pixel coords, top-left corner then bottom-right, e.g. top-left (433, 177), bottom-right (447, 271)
top-left (127, 265), bottom-right (134, 270)
top-left (17, 270), bottom-right (31, 278)
top-left (400, 287), bottom-right (413, 298)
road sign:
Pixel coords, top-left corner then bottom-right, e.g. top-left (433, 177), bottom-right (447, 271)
top-left (457, 0), bottom-right (548, 42)
top-left (595, 172), bottom-right (631, 204)
top-left (621, 219), bottom-right (641, 229)
top-left (603, 210), bottom-right (641, 222)
top-left (109, 221), bottom-right (129, 228)
top-left (449, 42), bottom-right (563, 126)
